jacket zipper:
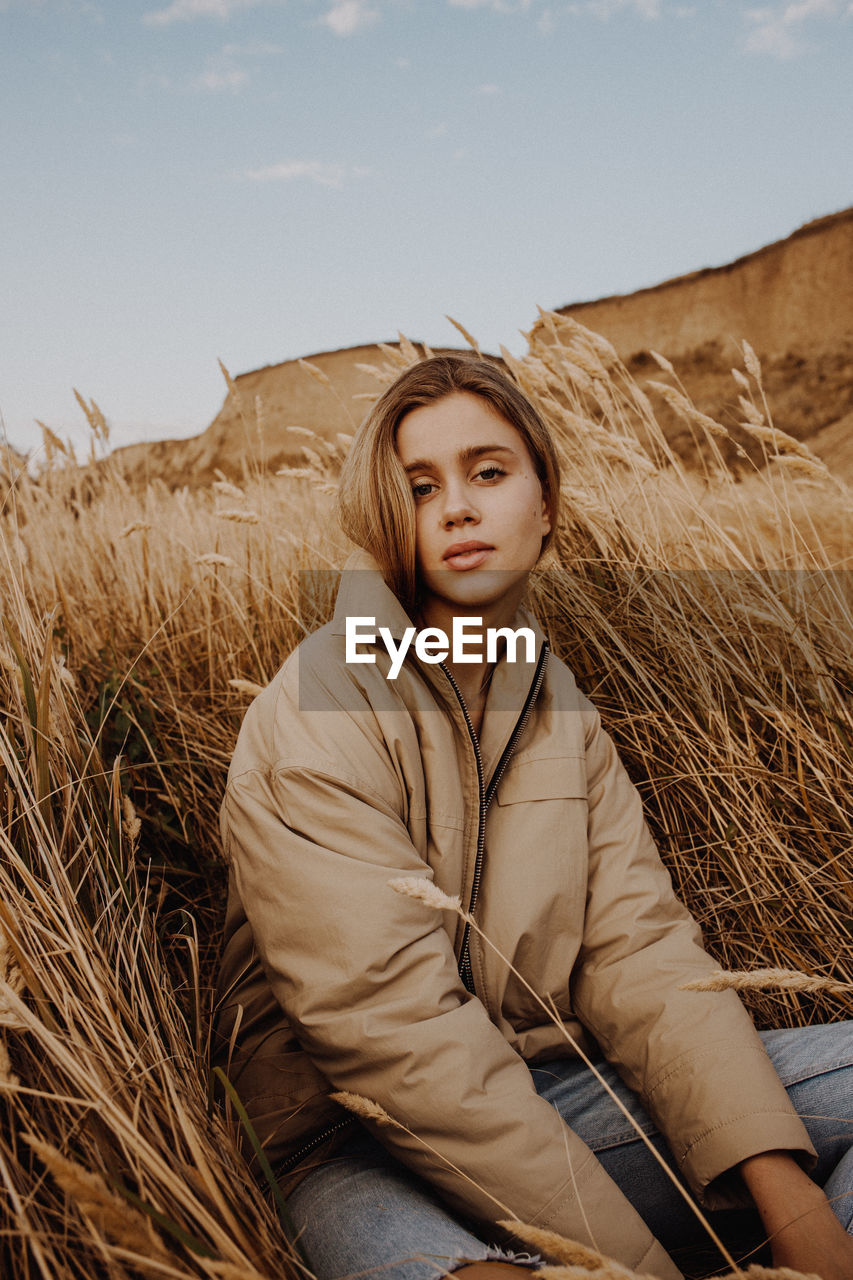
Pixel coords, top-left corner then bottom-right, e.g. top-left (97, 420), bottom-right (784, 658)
top-left (439, 661), bottom-right (486, 992)
top-left (442, 643), bottom-right (549, 993)
top-left (279, 643), bottom-right (550, 1175)
top-left (273, 1116), bottom-right (356, 1177)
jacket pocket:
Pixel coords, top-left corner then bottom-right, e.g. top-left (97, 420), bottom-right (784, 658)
top-left (496, 755), bottom-right (587, 804)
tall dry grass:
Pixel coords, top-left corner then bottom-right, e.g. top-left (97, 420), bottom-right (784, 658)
top-left (1, 315), bottom-right (850, 1279)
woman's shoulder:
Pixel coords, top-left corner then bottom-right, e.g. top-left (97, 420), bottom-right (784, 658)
top-left (514, 614), bottom-right (592, 713)
top-left (521, 633), bottom-right (600, 758)
top-left (229, 622), bottom-right (404, 783)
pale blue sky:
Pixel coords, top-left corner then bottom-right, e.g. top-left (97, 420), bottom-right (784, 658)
top-left (2, 0), bottom-right (852, 457)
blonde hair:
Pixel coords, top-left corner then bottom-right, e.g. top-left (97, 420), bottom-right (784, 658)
top-left (336, 355), bottom-right (561, 611)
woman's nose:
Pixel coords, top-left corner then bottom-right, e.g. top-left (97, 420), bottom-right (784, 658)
top-left (440, 483), bottom-right (479, 528)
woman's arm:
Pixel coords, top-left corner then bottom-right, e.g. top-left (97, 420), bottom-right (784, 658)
top-left (739, 1151), bottom-right (853, 1280)
top-left (570, 696), bottom-right (817, 1205)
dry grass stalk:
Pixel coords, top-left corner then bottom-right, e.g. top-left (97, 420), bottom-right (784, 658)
top-left (355, 361), bottom-right (397, 384)
top-left (387, 876), bottom-right (463, 913)
top-left (500, 1219), bottom-right (635, 1273)
top-left (397, 331), bottom-right (421, 364)
top-left (738, 397), bottom-right (765, 427)
top-left (680, 969), bottom-right (853, 998)
top-left (217, 509), bottom-right (260, 524)
top-left (300, 445), bottom-right (325, 469)
top-left (329, 1091), bottom-right (395, 1126)
top-left (217, 359), bottom-right (239, 398)
top-left (446, 314), bottom-right (482, 355)
top-left (196, 553), bottom-right (238, 569)
top-left (330, 1089), bottom-right (518, 1219)
top-left (25, 1134), bottom-right (172, 1261)
top-left (0, 1037), bottom-right (19, 1089)
top-left (212, 479), bottom-right (245, 499)
top-left (228, 678), bottom-right (266, 698)
top-left (770, 455), bottom-right (830, 480)
top-left (298, 358), bottom-right (331, 387)
top-left (739, 422), bottom-right (819, 461)
top-left (121, 794), bottom-right (141, 847)
top-left (649, 350), bottom-right (677, 378)
top-left (646, 381), bottom-right (728, 439)
top-left (742, 341), bottom-right (763, 385)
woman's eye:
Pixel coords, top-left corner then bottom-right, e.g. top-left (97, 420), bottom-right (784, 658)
top-left (476, 465), bottom-right (506, 482)
top-left (412, 481), bottom-right (435, 499)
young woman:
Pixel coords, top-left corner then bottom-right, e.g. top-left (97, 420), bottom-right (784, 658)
top-left (214, 355), bottom-right (853, 1280)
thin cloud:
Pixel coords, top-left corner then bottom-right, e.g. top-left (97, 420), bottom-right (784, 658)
top-left (222, 39), bottom-right (283, 54)
top-left (743, 0), bottom-right (844, 58)
top-left (143, 0), bottom-right (273, 27)
top-left (448, 1), bottom-right (534, 10)
top-left (1, 0), bottom-right (102, 11)
top-left (193, 42), bottom-right (267, 90)
top-left (245, 160), bottom-right (349, 187)
top-left (475, 81), bottom-right (501, 93)
top-left (319, 0), bottom-right (379, 35)
top-left (565, 0), bottom-right (662, 16)
top-left (195, 65), bottom-right (248, 90)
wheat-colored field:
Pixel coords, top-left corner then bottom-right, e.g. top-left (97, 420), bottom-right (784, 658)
top-left (1, 315), bottom-right (850, 1280)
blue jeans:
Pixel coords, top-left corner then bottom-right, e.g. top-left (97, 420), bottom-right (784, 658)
top-left (285, 1024), bottom-right (853, 1280)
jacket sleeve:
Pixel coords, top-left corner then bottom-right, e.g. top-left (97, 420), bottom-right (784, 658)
top-left (223, 662), bottom-right (682, 1280)
top-left (570, 694), bottom-right (816, 1208)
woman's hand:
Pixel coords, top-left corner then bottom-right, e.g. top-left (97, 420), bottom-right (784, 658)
top-left (739, 1150), bottom-right (853, 1280)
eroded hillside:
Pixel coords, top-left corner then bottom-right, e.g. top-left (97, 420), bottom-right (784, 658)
top-left (108, 209), bottom-right (852, 487)
top-left (558, 209), bottom-right (853, 475)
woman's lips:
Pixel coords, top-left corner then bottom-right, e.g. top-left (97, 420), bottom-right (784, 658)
top-left (442, 543), bottom-right (494, 570)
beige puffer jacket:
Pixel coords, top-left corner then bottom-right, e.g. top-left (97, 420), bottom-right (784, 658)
top-left (214, 550), bottom-right (814, 1280)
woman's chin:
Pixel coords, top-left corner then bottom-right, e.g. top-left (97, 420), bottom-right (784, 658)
top-left (422, 568), bottom-right (529, 615)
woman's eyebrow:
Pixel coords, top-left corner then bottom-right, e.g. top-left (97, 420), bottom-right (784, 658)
top-left (402, 444), bottom-right (516, 474)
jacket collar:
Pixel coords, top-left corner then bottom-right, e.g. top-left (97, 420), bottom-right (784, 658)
top-left (331, 548), bottom-right (547, 783)
top-left (331, 547), bottom-right (418, 642)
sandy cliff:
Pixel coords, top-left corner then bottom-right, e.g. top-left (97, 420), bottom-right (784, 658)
top-left (108, 210), bottom-right (852, 487)
top-left (559, 209), bottom-right (853, 360)
top-left (112, 344), bottom-right (403, 489)
top-left (557, 210), bottom-right (853, 475)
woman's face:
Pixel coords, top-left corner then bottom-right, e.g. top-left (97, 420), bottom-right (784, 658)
top-left (395, 391), bottom-right (551, 630)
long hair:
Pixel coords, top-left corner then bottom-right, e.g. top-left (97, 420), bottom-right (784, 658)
top-left (336, 354), bottom-right (561, 612)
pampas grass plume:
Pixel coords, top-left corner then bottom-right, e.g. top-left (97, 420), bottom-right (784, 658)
top-left (680, 968), bottom-right (852, 997)
top-left (25, 1135), bottom-right (170, 1261)
top-left (197, 553), bottom-right (238, 568)
top-left (229, 678), bottom-right (266, 697)
top-left (330, 1091), bottom-right (395, 1126)
top-left (388, 876), bottom-right (463, 914)
top-left (500, 1219), bottom-right (634, 1274)
top-left (217, 509), bottom-right (260, 524)
top-left (742, 340), bottom-right (763, 384)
